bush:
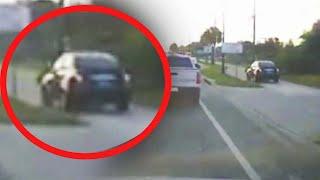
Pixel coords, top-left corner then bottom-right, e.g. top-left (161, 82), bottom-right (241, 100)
top-left (276, 47), bottom-right (302, 73)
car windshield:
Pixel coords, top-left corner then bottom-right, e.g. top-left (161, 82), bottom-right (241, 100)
top-left (168, 56), bottom-right (193, 67)
top-left (259, 62), bottom-right (275, 68)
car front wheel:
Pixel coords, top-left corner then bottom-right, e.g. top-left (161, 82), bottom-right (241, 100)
top-left (254, 72), bottom-right (261, 82)
top-left (41, 86), bottom-right (52, 107)
top-left (246, 74), bottom-right (251, 81)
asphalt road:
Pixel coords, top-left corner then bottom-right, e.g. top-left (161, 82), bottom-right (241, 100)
top-left (200, 83), bottom-right (320, 180)
top-left (215, 61), bottom-right (320, 141)
top-left (1, 67), bottom-right (320, 179)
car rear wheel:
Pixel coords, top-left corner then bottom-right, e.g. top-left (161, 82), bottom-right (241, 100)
top-left (254, 72), bottom-right (261, 82)
top-left (117, 97), bottom-right (129, 112)
top-left (60, 91), bottom-right (69, 111)
top-left (59, 90), bottom-right (78, 112)
top-left (62, 79), bottom-right (82, 112)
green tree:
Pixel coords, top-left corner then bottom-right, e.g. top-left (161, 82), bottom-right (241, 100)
top-left (276, 42), bottom-right (301, 73)
top-left (169, 43), bottom-right (179, 53)
top-left (186, 42), bottom-right (202, 55)
top-left (286, 39), bottom-right (294, 48)
top-left (275, 20), bottom-right (320, 74)
top-left (299, 20), bottom-right (320, 73)
top-left (200, 27), bottom-right (222, 64)
top-left (255, 37), bottom-right (283, 59)
top-left (200, 27), bottom-right (222, 45)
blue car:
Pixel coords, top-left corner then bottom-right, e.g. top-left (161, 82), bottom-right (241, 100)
top-left (246, 60), bottom-right (280, 83)
top-left (40, 51), bottom-right (132, 111)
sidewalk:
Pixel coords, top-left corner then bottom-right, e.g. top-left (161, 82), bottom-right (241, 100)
top-left (215, 61), bottom-right (247, 81)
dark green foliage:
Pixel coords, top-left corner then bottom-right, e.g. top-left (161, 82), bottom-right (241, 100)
top-left (233, 20), bottom-right (320, 75)
top-left (169, 43), bottom-right (179, 53)
top-left (275, 22), bottom-right (320, 74)
top-left (200, 27), bottom-right (222, 46)
top-left (8, 12), bottom-right (163, 88)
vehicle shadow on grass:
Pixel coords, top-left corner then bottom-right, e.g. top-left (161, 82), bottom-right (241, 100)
top-left (74, 104), bottom-right (126, 115)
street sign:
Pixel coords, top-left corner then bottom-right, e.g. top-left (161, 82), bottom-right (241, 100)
top-left (222, 43), bottom-right (243, 54)
top-left (0, 5), bottom-right (31, 32)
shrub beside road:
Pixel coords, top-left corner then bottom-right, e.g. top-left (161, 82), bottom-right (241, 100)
top-left (282, 74), bottom-right (320, 88)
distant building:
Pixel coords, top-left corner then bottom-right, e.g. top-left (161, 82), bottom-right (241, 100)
top-left (195, 44), bottom-right (213, 59)
top-left (17, 0), bottom-right (57, 19)
top-left (0, 0), bottom-right (61, 59)
top-left (194, 43), bottom-right (222, 59)
top-left (0, 3), bottom-right (31, 56)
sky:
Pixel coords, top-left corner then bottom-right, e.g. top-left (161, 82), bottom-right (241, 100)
top-left (1, 0), bottom-right (320, 48)
top-left (125, 0), bottom-right (320, 47)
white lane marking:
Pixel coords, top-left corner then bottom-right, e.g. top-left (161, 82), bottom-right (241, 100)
top-left (200, 100), bottom-right (261, 180)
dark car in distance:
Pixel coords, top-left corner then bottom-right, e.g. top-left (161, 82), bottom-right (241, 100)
top-left (40, 51), bottom-right (132, 111)
top-left (246, 60), bottom-right (280, 83)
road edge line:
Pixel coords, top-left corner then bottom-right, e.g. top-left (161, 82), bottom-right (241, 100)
top-left (199, 100), bottom-right (261, 180)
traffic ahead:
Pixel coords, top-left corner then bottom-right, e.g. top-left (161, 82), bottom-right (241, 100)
top-left (168, 53), bottom-right (202, 104)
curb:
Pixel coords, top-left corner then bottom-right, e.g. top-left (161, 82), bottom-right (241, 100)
top-left (204, 78), bottom-right (212, 85)
top-left (203, 75), bottom-right (215, 86)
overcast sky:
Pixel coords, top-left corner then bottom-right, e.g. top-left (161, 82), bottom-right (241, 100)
top-left (2, 0), bottom-right (320, 48)
top-left (126, 0), bottom-right (320, 47)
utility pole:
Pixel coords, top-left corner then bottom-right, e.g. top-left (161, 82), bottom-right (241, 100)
top-left (211, 18), bottom-right (217, 64)
top-left (221, 13), bottom-right (225, 74)
top-left (58, 0), bottom-right (64, 6)
top-left (57, 0), bottom-right (65, 56)
top-left (252, 0), bottom-right (256, 61)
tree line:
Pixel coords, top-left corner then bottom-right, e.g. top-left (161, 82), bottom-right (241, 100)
top-left (169, 20), bottom-right (320, 75)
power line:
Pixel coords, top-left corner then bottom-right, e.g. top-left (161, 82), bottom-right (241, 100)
top-left (253, 0), bottom-right (256, 45)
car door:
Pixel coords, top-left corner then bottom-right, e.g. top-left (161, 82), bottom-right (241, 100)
top-left (53, 54), bottom-right (68, 76)
top-left (251, 62), bottom-right (259, 74)
top-left (56, 54), bottom-right (76, 92)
